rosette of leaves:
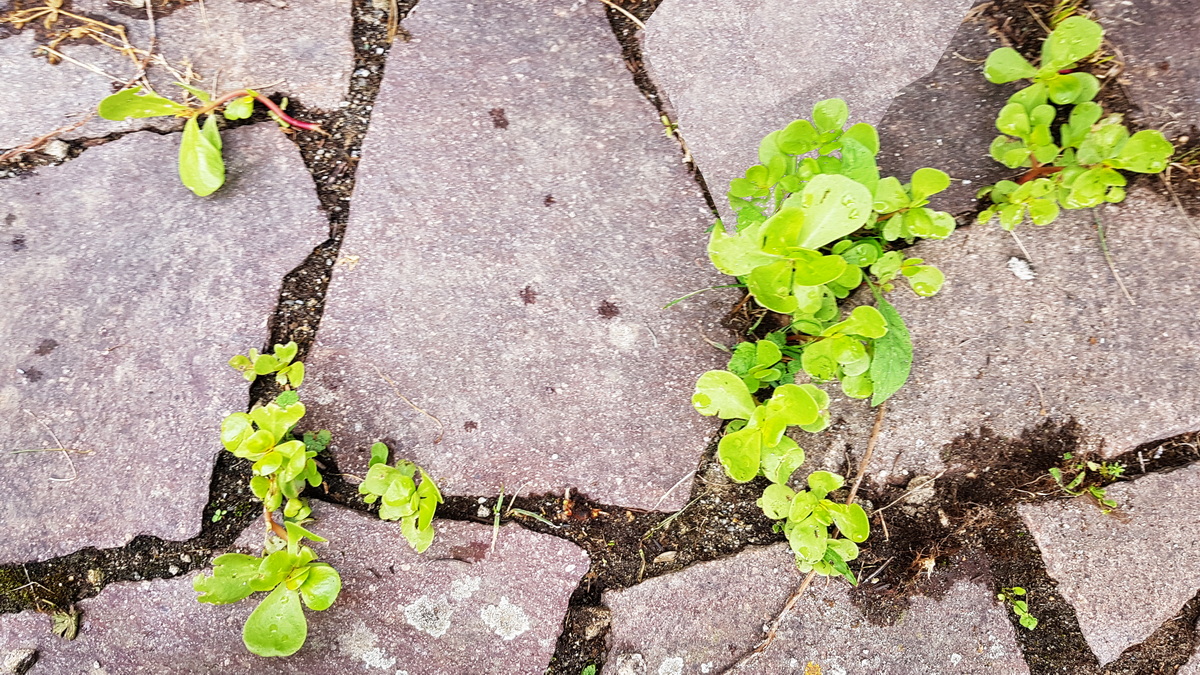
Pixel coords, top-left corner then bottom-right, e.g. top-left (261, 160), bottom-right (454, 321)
top-left (194, 522), bottom-right (341, 656)
top-left (359, 442), bottom-right (444, 552)
top-left (978, 16), bottom-right (1173, 228)
top-left (757, 471), bottom-right (869, 582)
top-left (221, 399), bottom-right (323, 521)
top-left (229, 341), bottom-right (306, 388)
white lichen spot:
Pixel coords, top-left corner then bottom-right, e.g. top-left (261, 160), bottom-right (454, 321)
top-left (950, 653), bottom-right (963, 665)
top-left (404, 595), bottom-right (454, 638)
top-left (657, 656), bottom-right (684, 675)
top-left (480, 596), bottom-right (531, 640)
top-left (337, 622), bottom-right (396, 669)
top-left (450, 575), bottom-right (482, 601)
top-left (700, 663), bottom-right (713, 674)
top-left (1007, 256), bottom-right (1036, 281)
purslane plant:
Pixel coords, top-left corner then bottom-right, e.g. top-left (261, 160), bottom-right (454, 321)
top-left (977, 16), bottom-right (1173, 228)
top-left (193, 344), bottom-right (442, 657)
top-left (693, 98), bottom-right (955, 581)
top-left (97, 85), bottom-right (322, 197)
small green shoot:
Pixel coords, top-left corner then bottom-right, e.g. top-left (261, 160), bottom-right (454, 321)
top-left (228, 341), bottom-right (306, 388)
top-left (211, 508), bottom-right (228, 523)
top-left (998, 586), bottom-right (1039, 630)
top-left (1048, 453), bottom-right (1123, 512)
top-left (358, 442), bottom-right (443, 552)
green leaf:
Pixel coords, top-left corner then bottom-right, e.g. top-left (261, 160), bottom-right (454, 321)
top-left (718, 425), bottom-right (762, 483)
top-left (786, 521), bottom-right (827, 562)
top-left (193, 553), bottom-right (260, 604)
top-left (828, 503), bottom-right (870, 542)
top-left (872, 176), bottom-right (910, 213)
top-left (755, 340), bottom-right (782, 368)
top-left (778, 119), bottom-right (820, 155)
top-left (224, 95), bottom-right (256, 120)
top-left (902, 265), bottom-right (945, 296)
top-left (1110, 129), bottom-right (1173, 173)
top-left (984, 48), bottom-right (1037, 83)
top-left (822, 545), bottom-right (857, 585)
top-left (692, 371), bottom-right (756, 420)
top-left (812, 98), bottom-right (849, 133)
top-left (249, 402), bottom-right (307, 444)
top-left (791, 252), bottom-right (847, 286)
top-left (98, 86), bottom-right (189, 120)
top-left (807, 471), bottom-right (844, 498)
top-left (763, 383), bottom-right (820, 428)
top-left (179, 115), bottom-right (226, 197)
top-left (1040, 16), bottom-right (1103, 71)
top-left (761, 436), bottom-right (806, 484)
top-left (824, 305), bottom-right (887, 339)
top-left (243, 585), bottom-right (308, 657)
top-left (297, 563), bottom-right (341, 611)
top-left (175, 82), bottom-right (212, 103)
top-left (840, 134), bottom-right (879, 193)
top-left (910, 168), bottom-right (951, 202)
top-left (369, 442), bottom-right (390, 467)
top-left (996, 103), bottom-right (1031, 138)
top-left (708, 221), bottom-right (779, 276)
top-left (401, 515), bottom-right (436, 553)
top-left (221, 413), bottom-right (255, 452)
top-left (868, 286), bottom-right (913, 406)
top-left (757, 483), bottom-right (795, 520)
top-left (788, 174), bottom-right (873, 250)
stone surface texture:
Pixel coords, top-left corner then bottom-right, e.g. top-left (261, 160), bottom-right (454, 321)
top-left (876, 5), bottom-right (1016, 215)
top-left (0, 0), bottom-right (351, 149)
top-left (643, 0), bottom-right (975, 221)
top-left (1020, 464), bottom-right (1200, 665)
top-left (605, 543), bottom-right (1028, 674)
top-left (1092, 0), bottom-right (1200, 135)
top-left (0, 125), bottom-right (325, 562)
top-left (0, 503), bottom-right (589, 673)
top-left (1180, 636), bottom-right (1200, 675)
top-left (303, 0), bottom-right (735, 511)
top-left (802, 187), bottom-right (1200, 484)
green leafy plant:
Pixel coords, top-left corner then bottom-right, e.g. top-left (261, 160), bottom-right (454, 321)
top-left (1048, 452), bottom-right (1123, 511)
top-left (997, 586), bottom-right (1039, 630)
top-left (977, 16), bottom-right (1173, 228)
top-left (228, 341), bottom-right (306, 388)
top-left (194, 522), bottom-right (341, 656)
top-left (359, 442), bottom-right (444, 552)
top-left (692, 98), bottom-right (958, 579)
top-left (97, 85), bottom-right (322, 197)
top-left (581, 666), bottom-right (597, 675)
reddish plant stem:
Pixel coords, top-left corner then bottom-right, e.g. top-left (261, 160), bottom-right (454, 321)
top-left (191, 89), bottom-right (322, 132)
top-left (1016, 161), bottom-right (1063, 184)
top-left (264, 503), bottom-right (288, 539)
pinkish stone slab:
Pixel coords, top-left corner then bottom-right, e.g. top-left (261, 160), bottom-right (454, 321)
top-left (303, 0), bottom-right (735, 511)
top-left (0, 0), bottom-right (352, 150)
top-left (0, 503), bottom-right (588, 673)
top-left (1020, 464), bottom-right (1200, 665)
top-left (605, 543), bottom-right (1028, 674)
top-left (643, 0), bottom-right (975, 222)
top-left (0, 125), bottom-right (325, 562)
top-left (1092, 0), bottom-right (1200, 136)
top-left (802, 187), bottom-right (1200, 485)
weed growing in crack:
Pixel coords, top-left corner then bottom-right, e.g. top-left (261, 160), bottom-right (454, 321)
top-left (97, 85), bottom-right (323, 196)
top-left (1048, 452), bottom-right (1124, 511)
top-left (997, 586), bottom-right (1039, 630)
top-left (692, 97), bottom-right (954, 582)
top-left (976, 15), bottom-right (1173, 227)
top-left (192, 342), bottom-right (441, 657)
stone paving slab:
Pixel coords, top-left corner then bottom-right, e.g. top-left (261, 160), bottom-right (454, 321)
top-left (0, 125), bottom-right (325, 563)
top-left (642, 0), bottom-right (974, 222)
top-left (1, 0), bottom-right (352, 150)
top-left (303, 0), bottom-right (735, 511)
top-left (0, 503), bottom-right (589, 673)
top-left (1020, 464), bottom-right (1200, 665)
top-left (1180, 637), bottom-right (1200, 675)
top-left (802, 187), bottom-right (1200, 485)
top-left (1092, 0), bottom-right (1200, 135)
top-left (605, 543), bottom-right (1028, 674)
top-left (876, 6), bottom-right (1016, 215)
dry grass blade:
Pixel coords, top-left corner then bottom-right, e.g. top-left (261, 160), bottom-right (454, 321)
top-left (595, 0), bottom-right (645, 30)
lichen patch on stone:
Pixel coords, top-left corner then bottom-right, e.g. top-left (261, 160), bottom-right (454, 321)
top-left (404, 595), bottom-right (454, 638)
top-left (479, 596), bottom-right (531, 640)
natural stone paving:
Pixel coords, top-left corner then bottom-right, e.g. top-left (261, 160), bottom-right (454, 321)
top-left (605, 543), bottom-right (1029, 674)
top-left (0, 502), bottom-right (589, 673)
top-left (1020, 464), bottom-right (1200, 665)
top-left (1181, 639), bottom-right (1200, 675)
top-left (0, 125), bottom-right (325, 562)
top-left (303, 0), bottom-right (734, 511)
top-left (1092, 0), bottom-right (1200, 135)
top-left (0, 0), bottom-right (352, 150)
top-left (642, 0), bottom-right (975, 222)
top-left (803, 187), bottom-right (1200, 485)
top-left (876, 5), bottom-right (1015, 215)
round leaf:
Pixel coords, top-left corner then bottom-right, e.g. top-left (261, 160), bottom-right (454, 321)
top-left (757, 483), bottom-right (795, 519)
top-left (1040, 16), bottom-right (1103, 71)
top-left (829, 503), bottom-right (871, 542)
top-left (243, 585), bottom-right (308, 657)
top-left (718, 425), bottom-right (762, 483)
top-left (984, 48), bottom-right (1037, 83)
top-left (807, 471), bottom-right (845, 497)
top-left (298, 563), bottom-right (341, 611)
top-left (692, 371), bottom-right (756, 420)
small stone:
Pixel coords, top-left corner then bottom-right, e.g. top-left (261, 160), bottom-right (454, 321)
top-left (903, 475), bottom-right (937, 505)
top-left (1007, 257), bottom-right (1036, 281)
top-left (167, 565), bottom-right (180, 576)
top-left (0, 649), bottom-right (37, 675)
top-left (39, 140), bottom-right (69, 161)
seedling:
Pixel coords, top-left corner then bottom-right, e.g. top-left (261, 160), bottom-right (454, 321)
top-left (759, 471), bottom-right (870, 584)
top-left (359, 442), bottom-right (444, 552)
top-left (1049, 453), bottom-right (1122, 511)
top-left (997, 586), bottom-right (1039, 630)
top-left (97, 85), bottom-right (322, 197)
top-left (229, 341), bottom-right (306, 388)
top-left (977, 16), bottom-right (1173, 228)
top-left (211, 508), bottom-right (228, 523)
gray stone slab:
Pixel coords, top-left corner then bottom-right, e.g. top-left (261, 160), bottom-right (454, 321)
top-left (1020, 464), bottom-right (1200, 665)
top-left (877, 6), bottom-right (1016, 215)
top-left (0, 502), bottom-right (589, 673)
top-left (643, 0), bottom-right (974, 222)
top-left (1092, 0), bottom-right (1200, 136)
top-left (1180, 635), bottom-right (1200, 675)
top-left (0, 125), bottom-right (325, 562)
top-left (303, 0), bottom-right (735, 511)
top-left (802, 187), bottom-right (1200, 485)
top-left (605, 543), bottom-right (1028, 674)
top-left (1, 0), bottom-right (352, 150)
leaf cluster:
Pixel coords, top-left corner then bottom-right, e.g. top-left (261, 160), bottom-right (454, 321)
top-left (997, 586), bottom-right (1039, 630)
top-left (757, 470), bottom-right (869, 583)
top-left (193, 522), bottom-right (341, 656)
top-left (221, 396), bottom-right (323, 521)
top-left (979, 16), bottom-right (1173, 228)
top-left (228, 341), bottom-right (306, 388)
top-left (1048, 453), bottom-right (1123, 511)
top-left (359, 442), bottom-right (444, 552)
